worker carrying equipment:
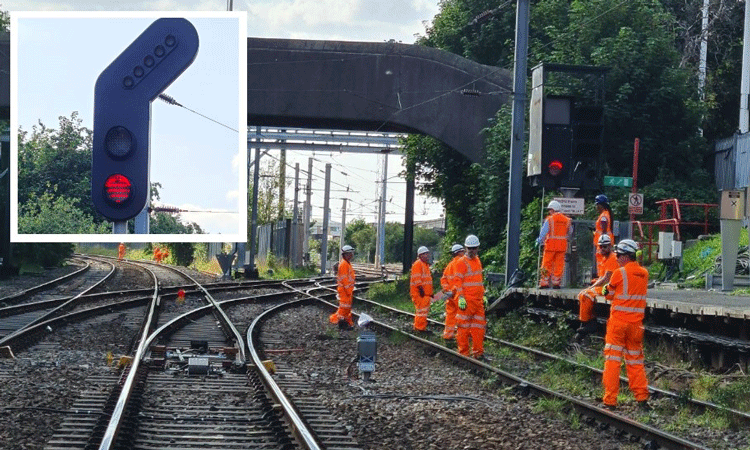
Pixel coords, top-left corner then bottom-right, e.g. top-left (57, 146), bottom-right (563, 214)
top-left (329, 244), bottom-right (356, 329)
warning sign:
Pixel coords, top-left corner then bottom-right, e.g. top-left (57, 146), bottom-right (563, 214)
top-left (628, 193), bottom-right (643, 215)
top-left (553, 197), bottom-right (584, 215)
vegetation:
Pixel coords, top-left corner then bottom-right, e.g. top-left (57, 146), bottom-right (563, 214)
top-left (404, 0), bottom-right (735, 277)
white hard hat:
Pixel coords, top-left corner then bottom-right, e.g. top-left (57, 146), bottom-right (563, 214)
top-left (597, 234), bottom-right (612, 245)
top-left (341, 245), bottom-right (354, 254)
top-left (614, 239), bottom-right (639, 255)
top-left (547, 200), bottom-right (561, 211)
top-left (451, 244), bottom-right (465, 254)
top-left (464, 234), bottom-right (480, 248)
top-left (417, 246), bottom-right (429, 255)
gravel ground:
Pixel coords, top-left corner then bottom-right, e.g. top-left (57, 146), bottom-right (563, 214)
top-left (0, 261), bottom-right (86, 298)
top-left (262, 305), bottom-right (634, 450)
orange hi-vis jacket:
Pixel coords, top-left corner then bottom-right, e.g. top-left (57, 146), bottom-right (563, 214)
top-left (454, 255), bottom-right (484, 301)
top-left (337, 258), bottom-right (355, 301)
top-left (578, 252), bottom-right (619, 322)
top-left (410, 258), bottom-right (434, 299)
top-left (596, 250), bottom-right (619, 282)
top-left (543, 212), bottom-right (571, 252)
top-left (604, 261), bottom-right (649, 323)
top-left (410, 258), bottom-right (434, 330)
top-left (440, 255), bottom-right (462, 293)
top-left (440, 254), bottom-right (462, 339)
top-left (330, 257), bottom-right (356, 326)
top-left (594, 209), bottom-right (613, 246)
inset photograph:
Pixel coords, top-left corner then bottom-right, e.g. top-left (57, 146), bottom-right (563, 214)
top-left (11, 12), bottom-right (247, 242)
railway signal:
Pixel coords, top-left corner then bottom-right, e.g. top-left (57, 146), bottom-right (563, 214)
top-left (92, 18), bottom-right (199, 222)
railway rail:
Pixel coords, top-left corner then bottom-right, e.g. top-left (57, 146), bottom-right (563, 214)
top-left (1, 258), bottom-right (747, 448)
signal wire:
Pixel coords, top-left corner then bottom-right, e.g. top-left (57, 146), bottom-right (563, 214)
top-left (158, 93), bottom-right (239, 133)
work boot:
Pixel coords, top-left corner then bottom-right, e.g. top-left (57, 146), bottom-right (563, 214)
top-left (577, 320), bottom-right (598, 335)
top-left (552, 285), bottom-right (561, 289)
top-left (637, 400), bottom-right (652, 411)
top-left (338, 320), bottom-right (353, 331)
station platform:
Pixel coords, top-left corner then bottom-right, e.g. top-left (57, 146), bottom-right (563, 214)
top-left (504, 286), bottom-right (750, 321)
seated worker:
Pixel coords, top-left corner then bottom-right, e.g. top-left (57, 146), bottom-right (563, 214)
top-left (575, 234), bottom-right (618, 341)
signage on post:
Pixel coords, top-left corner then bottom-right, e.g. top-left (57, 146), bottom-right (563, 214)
top-left (604, 176), bottom-right (633, 188)
top-left (553, 197), bottom-right (584, 215)
top-left (628, 193), bottom-right (643, 215)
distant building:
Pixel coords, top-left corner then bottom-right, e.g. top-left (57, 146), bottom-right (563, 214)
top-left (309, 220), bottom-right (342, 240)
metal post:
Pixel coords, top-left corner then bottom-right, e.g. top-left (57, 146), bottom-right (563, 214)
top-left (112, 221), bottom-right (127, 234)
top-left (340, 198), bottom-right (347, 253)
top-left (505, 0), bottom-right (530, 285)
top-left (741, 0), bottom-right (750, 133)
top-left (321, 164), bottom-right (331, 274)
top-left (304, 157), bottom-right (313, 263)
top-left (376, 153), bottom-right (388, 269)
top-left (403, 157), bottom-right (415, 274)
top-left (134, 206), bottom-right (149, 234)
top-left (249, 127), bottom-right (261, 274)
top-left (291, 163), bottom-right (300, 268)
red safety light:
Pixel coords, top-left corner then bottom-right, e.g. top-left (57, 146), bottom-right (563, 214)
top-left (104, 174), bottom-right (132, 205)
top-left (548, 160), bottom-right (563, 176)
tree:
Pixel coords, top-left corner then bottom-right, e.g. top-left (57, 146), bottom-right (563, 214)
top-left (345, 218), bottom-right (376, 263)
top-left (18, 186), bottom-right (110, 234)
top-left (18, 112), bottom-right (98, 221)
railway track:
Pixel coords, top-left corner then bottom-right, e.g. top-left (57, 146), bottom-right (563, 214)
top-left (2, 258), bottom-right (745, 448)
top-left (336, 283), bottom-right (750, 449)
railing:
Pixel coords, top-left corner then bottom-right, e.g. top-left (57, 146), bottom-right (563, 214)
top-left (633, 199), bottom-right (718, 263)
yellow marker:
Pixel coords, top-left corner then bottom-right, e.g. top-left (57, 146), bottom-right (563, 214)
top-left (261, 359), bottom-right (276, 374)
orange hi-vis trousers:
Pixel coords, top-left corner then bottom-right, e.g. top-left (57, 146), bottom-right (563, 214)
top-left (577, 285), bottom-right (603, 322)
top-left (455, 297), bottom-right (485, 358)
top-left (602, 317), bottom-right (649, 405)
top-left (443, 294), bottom-right (458, 339)
top-left (540, 250), bottom-right (565, 287)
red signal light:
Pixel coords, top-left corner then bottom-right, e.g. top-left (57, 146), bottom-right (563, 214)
top-left (548, 160), bottom-right (563, 176)
top-left (104, 174), bottom-right (133, 205)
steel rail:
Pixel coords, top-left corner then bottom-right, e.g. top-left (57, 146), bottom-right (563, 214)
top-left (0, 257), bottom-right (116, 346)
top-left (247, 292), bottom-right (323, 450)
top-left (96, 266), bottom-right (303, 449)
top-left (96, 261), bottom-right (161, 450)
top-left (0, 258), bottom-right (91, 305)
top-left (311, 283), bottom-right (710, 450)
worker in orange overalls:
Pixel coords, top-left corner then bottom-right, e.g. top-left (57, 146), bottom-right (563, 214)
top-left (575, 234), bottom-right (618, 341)
top-left (153, 247), bottom-right (162, 264)
top-left (593, 194), bottom-right (614, 281)
top-left (410, 246), bottom-right (433, 333)
top-left (440, 243), bottom-right (465, 341)
top-left (329, 245), bottom-right (356, 330)
top-left (118, 242), bottom-right (126, 261)
top-left (161, 247), bottom-right (170, 263)
top-left (600, 239), bottom-right (650, 410)
top-left (454, 235), bottom-right (488, 360)
top-left (536, 200), bottom-right (571, 288)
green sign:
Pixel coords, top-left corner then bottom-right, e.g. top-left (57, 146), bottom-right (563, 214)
top-left (603, 176), bottom-right (633, 188)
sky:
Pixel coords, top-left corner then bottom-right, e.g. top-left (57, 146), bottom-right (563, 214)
top-left (7, 0), bottom-right (446, 242)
